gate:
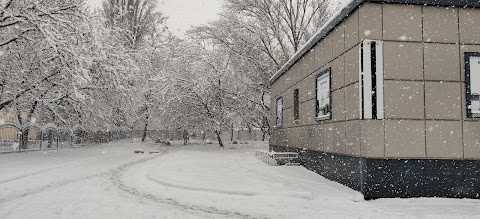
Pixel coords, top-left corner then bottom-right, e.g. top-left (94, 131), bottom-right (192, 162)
top-left (40, 124), bottom-right (59, 150)
top-left (0, 121), bottom-right (21, 153)
top-left (0, 122), bottom-right (62, 153)
top-left (21, 122), bottom-right (42, 150)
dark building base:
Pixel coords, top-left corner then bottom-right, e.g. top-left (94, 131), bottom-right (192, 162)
top-left (270, 145), bottom-right (480, 199)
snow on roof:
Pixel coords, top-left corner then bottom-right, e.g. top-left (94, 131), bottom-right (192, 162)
top-left (269, 0), bottom-right (480, 85)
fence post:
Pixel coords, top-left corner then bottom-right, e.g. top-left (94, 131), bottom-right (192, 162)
top-left (19, 132), bottom-right (23, 151)
top-left (40, 131), bottom-right (43, 149)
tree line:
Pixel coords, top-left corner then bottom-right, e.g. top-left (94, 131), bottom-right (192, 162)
top-left (0, 0), bottom-right (335, 148)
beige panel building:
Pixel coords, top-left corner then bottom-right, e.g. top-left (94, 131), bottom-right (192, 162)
top-left (269, 0), bottom-right (480, 199)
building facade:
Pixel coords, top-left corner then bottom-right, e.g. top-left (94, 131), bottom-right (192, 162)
top-left (0, 109), bottom-right (39, 140)
top-left (269, 0), bottom-right (480, 199)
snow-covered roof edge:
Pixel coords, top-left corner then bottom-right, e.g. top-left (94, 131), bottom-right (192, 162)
top-left (269, 0), bottom-right (480, 85)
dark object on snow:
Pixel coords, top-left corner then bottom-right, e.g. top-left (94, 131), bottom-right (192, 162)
top-left (134, 149), bottom-right (145, 154)
top-left (255, 150), bottom-right (299, 166)
top-left (149, 150), bottom-right (160, 154)
top-left (155, 139), bottom-right (171, 146)
top-left (205, 141), bottom-right (213, 144)
top-left (183, 129), bottom-right (189, 145)
top-left (232, 141), bottom-right (238, 144)
top-left (272, 152), bottom-right (300, 165)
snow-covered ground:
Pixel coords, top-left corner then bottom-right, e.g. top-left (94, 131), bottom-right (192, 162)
top-left (1, 140), bottom-right (479, 218)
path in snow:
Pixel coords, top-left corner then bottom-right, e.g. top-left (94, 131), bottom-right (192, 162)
top-left (0, 141), bottom-right (201, 218)
top-left (1, 140), bottom-right (480, 218)
top-left (119, 142), bottom-right (480, 218)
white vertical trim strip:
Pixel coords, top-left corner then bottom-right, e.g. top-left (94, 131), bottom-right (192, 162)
top-left (359, 42), bottom-right (363, 119)
top-left (376, 41), bottom-right (384, 120)
top-left (363, 41), bottom-right (373, 119)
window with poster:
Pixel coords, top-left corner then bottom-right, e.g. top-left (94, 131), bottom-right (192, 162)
top-left (315, 68), bottom-right (332, 120)
top-left (465, 52), bottom-right (480, 118)
top-left (276, 97), bottom-right (283, 127)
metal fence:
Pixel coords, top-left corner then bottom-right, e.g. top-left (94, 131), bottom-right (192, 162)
top-left (224, 129), bottom-right (270, 142)
top-left (1, 124), bottom-right (270, 154)
top-left (71, 129), bottom-right (129, 145)
top-left (131, 129), bottom-right (270, 142)
top-left (0, 122), bottom-right (66, 153)
top-left (0, 123), bottom-right (132, 154)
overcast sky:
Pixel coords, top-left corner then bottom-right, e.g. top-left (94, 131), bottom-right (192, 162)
top-left (87, 0), bottom-right (223, 37)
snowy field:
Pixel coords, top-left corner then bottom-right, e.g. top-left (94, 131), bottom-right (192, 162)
top-left (1, 140), bottom-right (479, 218)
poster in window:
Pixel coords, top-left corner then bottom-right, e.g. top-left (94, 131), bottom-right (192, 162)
top-left (469, 55), bottom-right (480, 117)
top-left (316, 70), bottom-right (331, 119)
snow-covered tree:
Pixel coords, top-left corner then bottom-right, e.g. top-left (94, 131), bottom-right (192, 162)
top-left (102, 0), bottom-right (166, 50)
top-left (160, 40), bottom-right (246, 147)
top-left (188, 0), bottom-right (333, 139)
top-left (101, 0), bottom-right (170, 142)
top-left (0, 0), bottom-right (89, 111)
top-left (222, 0), bottom-right (332, 67)
top-left (0, 1), bottom-right (144, 147)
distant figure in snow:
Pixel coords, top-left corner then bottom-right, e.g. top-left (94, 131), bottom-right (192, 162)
top-left (183, 129), bottom-right (189, 145)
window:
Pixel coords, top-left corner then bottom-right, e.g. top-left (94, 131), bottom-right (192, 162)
top-left (315, 68), bottom-right (332, 120)
top-left (293, 89), bottom-right (299, 121)
top-left (276, 97), bottom-right (283, 127)
top-left (359, 40), bottom-right (384, 120)
top-left (465, 52), bottom-right (480, 118)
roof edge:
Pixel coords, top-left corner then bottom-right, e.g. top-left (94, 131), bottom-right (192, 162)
top-left (269, 0), bottom-right (480, 85)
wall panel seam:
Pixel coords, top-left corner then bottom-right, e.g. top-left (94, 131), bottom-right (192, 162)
top-left (272, 42), bottom-right (363, 98)
top-left (457, 7), bottom-right (466, 159)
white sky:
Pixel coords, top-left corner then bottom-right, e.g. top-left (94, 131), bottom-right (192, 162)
top-left (87, 0), bottom-right (223, 37)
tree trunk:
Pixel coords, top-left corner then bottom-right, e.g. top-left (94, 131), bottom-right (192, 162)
top-left (215, 130), bottom-right (224, 148)
top-left (16, 110), bottom-right (25, 149)
top-left (261, 115), bottom-right (270, 142)
top-left (141, 110), bottom-right (149, 142)
top-left (21, 129), bottom-right (29, 149)
top-left (230, 122), bottom-right (233, 141)
top-left (19, 100), bottom-right (39, 149)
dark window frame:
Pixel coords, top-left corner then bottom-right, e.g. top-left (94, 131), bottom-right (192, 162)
top-left (276, 96), bottom-right (284, 127)
top-left (315, 67), bottom-right (332, 121)
top-left (465, 52), bottom-right (480, 118)
top-left (293, 89), bottom-right (299, 121)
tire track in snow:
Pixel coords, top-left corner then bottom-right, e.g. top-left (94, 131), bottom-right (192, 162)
top-left (0, 156), bottom-right (159, 204)
top-left (145, 174), bottom-right (257, 196)
top-left (111, 155), bottom-right (266, 219)
top-left (0, 155), bottom-right (106, 184)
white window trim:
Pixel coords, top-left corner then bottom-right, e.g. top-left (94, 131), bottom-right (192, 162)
top-left (359, 40), bottom-right (384, 120)
top-left (465, 52), bottom-right (480, 118)
top-left (315, 114), bottom-right (331, 121)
